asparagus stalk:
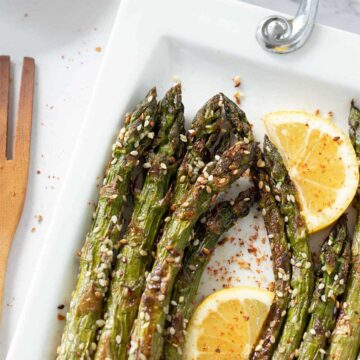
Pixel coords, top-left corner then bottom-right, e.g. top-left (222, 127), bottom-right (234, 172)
top-left (298, 215), bottom-right (350, 360)
top-left (170, 93), bottom-right (250, 208)
top-left (129, 113), bottom-right (254, 359)
top-left (327, 101), bottom-right (360, 360)
top-left (263, 136), bottom-right (315, 360)
top-left (171, 94), bottom-right (227, 208)
top-left (250, 146), bottom-right (291, 360)
top-left (57, 88), bottom-right (158, 359)
top-left (94, 85), bottom-right (185, 360)
top-left (163, 187), bottom-right (256, 359)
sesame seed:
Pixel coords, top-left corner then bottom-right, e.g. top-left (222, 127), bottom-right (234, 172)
top-left (320, 349), bottom-right (326, 355)
top-left (157, 324), bottom-right (163, 334)
top-left (258, 181), bottom-right (264, 189)
top-left (180, 134), bottom-right (187, 142)
top-left (148, 132), bottom-right (155, 139)
top-left (179, 175), bottom-right (186, 183)
top-left (175, 256), bottom-right (181, 263)
top-left (143, 162), bottom-right (151, 169)
top-left (111, 158), bottom-right (117, 165)
top-left (145, 312), bottom-right (150, 321)
top-left (137, 124), bottom-right (142, 131)
top-left (130, 150), bottom-right (138, 156)
top-left (169, 327), bottom-right (176, 335)
top-left (305, 262), bottom-right (311, 269)
top-left (116, 335), bottom-right (121, 344)
top-left (255, 345), bottom-right (262, 351)
top-left (270, 335), bottom-right (276, 343)
top-left (160, 163), bottom-right (167, 170)
top-left (265, 185), bottom-right (271, 192)
top-left (171, 300), bottom-right (177, 306)
top-left (257, 159), bottom-right (266, 168)
top-left (340, 279), bottom-right (345, 285)
top-left (96, 319), bottom-right (105, 327)
top-left (284, 216), bottom-right (289, 222)
top-left (319, 283), bottom-right (325, 290)
top-left (111, 215), bottom-right (117, 224)
top-left (91, 343), bottom-right (97, 351)
top-left (158, 294), bottom-right (165, 301)
top-left (275, 195), bottom-right (281, 202)
top-left (321, 295), bottom-right (326, 302)
top-left (148, 96), bottom-right (153, 102)
top-left (139, 249), bottom-right (148, 256)
top-left (244, 150), bottom-right (250, 154)
top-left (268, 234), bottom-right (274, 239)
top-left (215, 155), bottom-right (220, 161)
top-left (179, 296), bottom-right (184, 303)
top-left (310, 328), bottom-right (316, 335)
top-left (281, 310), bottom-right (286, 317)
top-left (262, 209), bottom-right (266, 216)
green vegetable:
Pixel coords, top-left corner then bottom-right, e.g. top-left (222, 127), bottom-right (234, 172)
top-left (298, 215), bottom-right (350, 360)
top-left (128, 102), bottom-right (254, 360)
top-left (164, 187), bottom-right (256, 359)
top-left (263, 136), bottom-right (314, 360)
top-left (250, 146), bottom-right (291, 360)
top-left (171, 93), bottom-right (252, 208)
top-left (327, 101), bottom-right (360, 360)
top-left (94, 84), bottom-right (185, 360)
top-left (57, 88), bottom-right (158, 359)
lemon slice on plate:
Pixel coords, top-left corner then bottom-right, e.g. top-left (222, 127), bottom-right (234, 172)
top-left (264, 111), bottom-right (359, 233)
top-left (183, 287), bottom-right (273, 360)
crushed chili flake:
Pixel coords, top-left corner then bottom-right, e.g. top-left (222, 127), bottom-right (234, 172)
top-left (57, 314), bottom-right (65, 321)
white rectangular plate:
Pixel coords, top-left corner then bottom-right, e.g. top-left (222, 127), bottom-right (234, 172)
top-left (7, 0), bottom-right (360, 358)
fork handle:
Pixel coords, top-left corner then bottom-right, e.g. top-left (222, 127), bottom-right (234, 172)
top-left (0, 213), bottom-right (22, 314)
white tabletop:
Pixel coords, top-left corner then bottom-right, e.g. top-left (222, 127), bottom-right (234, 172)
top-left (0, 0), bottom-right (359, 357)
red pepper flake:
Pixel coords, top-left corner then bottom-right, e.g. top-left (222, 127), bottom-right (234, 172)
top-left (57, 314), bottom-right (65, 321)
top-left (95, 46), bottom-right (102, 53)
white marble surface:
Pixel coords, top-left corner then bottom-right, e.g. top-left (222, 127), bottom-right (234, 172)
top-left (244, 0), bottom-right (360, 34)
top-left (0, 0), bottom-right (358, 358)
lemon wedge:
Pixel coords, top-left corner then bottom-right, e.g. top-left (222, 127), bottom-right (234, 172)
top-left (183, 287), bottom-right (273, 360)
top-left (264, 111), bottom-right (359, 233)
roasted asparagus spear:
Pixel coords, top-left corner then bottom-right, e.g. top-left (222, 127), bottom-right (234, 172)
top-left (163, 187), bottom-right (256, 359)
top-left (129, 107), bottom-right (254, 360)
top-left (57, 88), bottom-right (158, 359)
top-left (250, 146), bottom-right (291, 360)
top-left (298, 214), bottom-right (350, 360)
top-left (94, 85), bottom-right (185, 360)
top-left (171, 93), bottom-right (250, 208)
top-left (263, 136), bottom-right (314, 360)
top-left (327, 101), bottom-right (360, 360)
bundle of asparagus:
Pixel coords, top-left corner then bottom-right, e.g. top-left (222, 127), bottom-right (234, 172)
top-left (163, 187), bottom-right (256, 358)
top-left (250, 146), bottom-right (291, 359)
top-left (57, 88), bottom-right (158, 359)
top-left (327, 101), bottom-right (360, 360)
top-left (94, 84), bottom-right (185, 360)
top-left (250, 136), bottom-right (314, 360)
top-left (298, 214), bottom-right (350, 360)
top-left (128, 99), bottom-right (254, 359)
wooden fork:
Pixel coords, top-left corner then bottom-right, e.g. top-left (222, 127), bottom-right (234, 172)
top-left (0, 56), bottom-right (35, 313)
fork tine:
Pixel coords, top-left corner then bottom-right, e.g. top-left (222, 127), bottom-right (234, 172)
top-left (14, 57), bottom-right (35, 161)
top-left (0, 56), bottom-right (10, 161)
